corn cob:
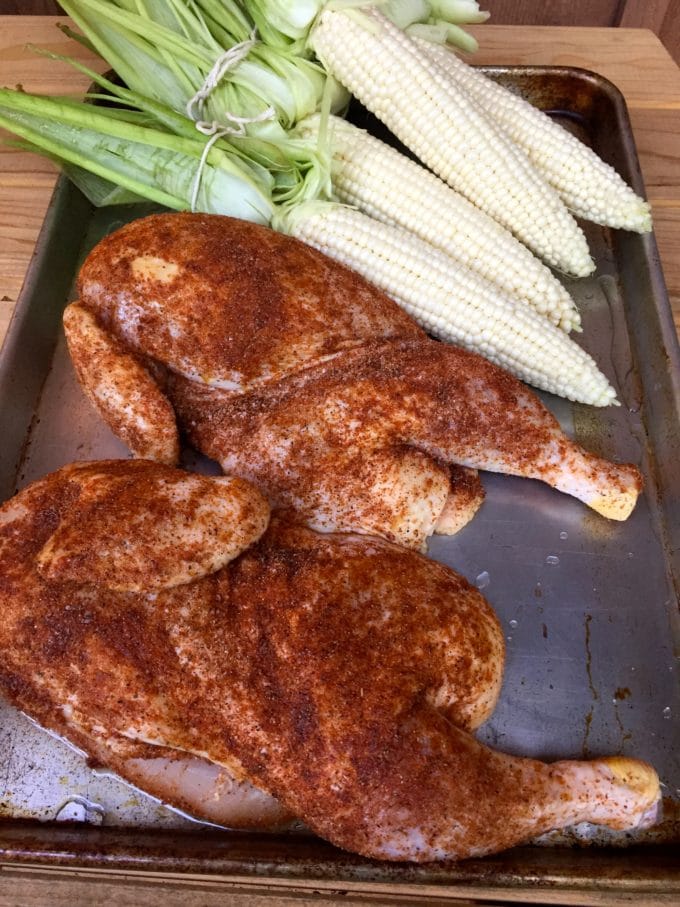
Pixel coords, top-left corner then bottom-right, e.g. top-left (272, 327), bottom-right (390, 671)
top-left (417, 39), bottom-right (652, 232)
top-left (309, 7), bottom-right (595, 278)
top-left (296, 113), bottom-right (581, 332)
top-left (274, 201), bottom-right (616, 406)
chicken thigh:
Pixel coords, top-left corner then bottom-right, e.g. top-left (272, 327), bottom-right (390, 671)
top-left (64, 213), bottom-right (641, 549)
top-left (0, 461), bottom-right (660, 862)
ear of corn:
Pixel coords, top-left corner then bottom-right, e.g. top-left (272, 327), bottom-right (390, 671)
top-left (296, 113), bottom-right (581, 332)
top-left (274, 201), bottom-right (616, 407)
top-left (309, 6), bottom-right (595, 278)
top-left (418, 39), bottom-right (652, 233)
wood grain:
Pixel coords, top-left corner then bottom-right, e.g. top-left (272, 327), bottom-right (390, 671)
top-left (629, 109), bottom-right (680, 195)
top-left (651, 208), bottom-right (680, 306)
top-left (469, 25), bottom-right (680, 105)
top-left (618, 0), bottom-right (680, 65)
top-left (485, 1), bottom-right (618, 28)
top-left (2, 0), bottom-right (678, 63)
top-left (0, 1), bottom-right (60, 13)
top-left (657, 2), bottom-right (680, 66)
top-left (618, 0), bottom-right (672, 32)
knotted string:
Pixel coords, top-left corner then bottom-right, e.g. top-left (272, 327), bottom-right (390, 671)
top-left (186, 29), bottom-right (258, 124)
top-left (186, 30), bottom-right (276, 212)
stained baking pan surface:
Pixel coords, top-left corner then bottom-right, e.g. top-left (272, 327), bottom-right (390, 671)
top-left (0, 67), bottom-right (677, 900)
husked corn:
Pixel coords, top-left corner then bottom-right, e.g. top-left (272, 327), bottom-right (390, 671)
top-left (310, 7), bottom-right (595, 277)
top-left (418, 39), bottom-right (652, 232)
top-left (297, 113), bottom-right (581, 331)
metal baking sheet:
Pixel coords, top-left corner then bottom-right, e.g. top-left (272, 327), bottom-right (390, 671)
top-left (0, 67), bottom-right (678, 899)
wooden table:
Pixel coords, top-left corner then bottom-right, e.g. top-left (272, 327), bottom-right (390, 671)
top-left (0, 16), bottom-right (679, 907)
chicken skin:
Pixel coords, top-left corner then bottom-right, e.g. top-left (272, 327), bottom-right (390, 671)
top-left (0, 461), bottom-right (660, 862)
top-left (64, 212), bottom-right (642, 548)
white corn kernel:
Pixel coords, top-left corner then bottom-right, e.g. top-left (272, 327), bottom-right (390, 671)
top-left (297, 113), bottom-right (581, 332)
top-left (419, 39), bottom-right (652, 232)
top-left (310, 7), bottom-right (595, 277)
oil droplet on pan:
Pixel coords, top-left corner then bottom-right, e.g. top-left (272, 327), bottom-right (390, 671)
top-left (475, 571), bottom-right (490, 589)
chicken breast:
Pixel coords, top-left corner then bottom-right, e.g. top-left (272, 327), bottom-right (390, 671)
top-left (75, 211), bottom-right (423, 391)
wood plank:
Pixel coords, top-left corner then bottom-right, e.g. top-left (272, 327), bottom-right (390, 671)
top-left (0, 2), bottom-right (678, 66)
top-left (0, 2), bottom-right (60, 13)
top-left (479, 0), bottom-right (619, 27)
top-left (652, 207), bottom-right (680, 333)
top-left (469, 25), bottom-right (680, 106)
top-left (618, 0), bottom-right (672, 32)
top-left (468, 1), bottom-right (619, 27)
top-left (658, 1), bottom-right (680, 65)
top-left (0, 16), bottom-right (104, 331)
top-left (629, 109), bottom-right (680, 197)
top-left (619, 0), bottom-right (680, 64)
top-left (3, 17), bottom-right (679, 107)
top-left (0, 16), bottom-right (107, 96)
top-left (0, 184), bottom-right (56, 292)
top-left (0, 0), bottom-right (629, 23)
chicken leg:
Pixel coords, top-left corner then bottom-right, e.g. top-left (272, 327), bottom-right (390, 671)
top-left (172, 339), bottom-right (642, 543)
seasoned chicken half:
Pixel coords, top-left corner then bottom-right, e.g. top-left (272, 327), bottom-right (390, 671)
top-left (0, 461), bottom-right (659, 862)
top-left (64, 212), bottom-right (641, 549)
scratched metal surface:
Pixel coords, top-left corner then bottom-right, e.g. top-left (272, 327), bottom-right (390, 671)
top-left (0, 67), bottom-right (677, 883)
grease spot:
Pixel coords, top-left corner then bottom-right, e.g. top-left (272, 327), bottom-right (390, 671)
top-left (475, 570), bottom-right (490, 590)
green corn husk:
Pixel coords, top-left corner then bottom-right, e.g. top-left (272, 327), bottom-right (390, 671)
top-left (0, 87), bottom-right (275, 222)
top-left (242, 0), bottom-right (488, 53)
top-left (58, 0), bottom-right (347, 134)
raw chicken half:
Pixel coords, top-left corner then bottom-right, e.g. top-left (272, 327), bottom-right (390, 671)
top-left (64, 213), bottom-right (642, 550)
top-left (0, 460), bottom-right (660, 861)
